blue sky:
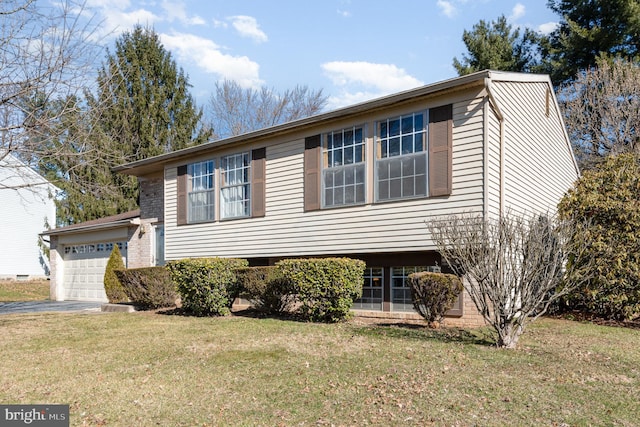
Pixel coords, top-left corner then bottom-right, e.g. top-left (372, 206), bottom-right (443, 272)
top-left (85, 0), bottom-right (560, 110)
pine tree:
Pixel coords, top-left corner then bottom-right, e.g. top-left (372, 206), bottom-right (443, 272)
top-left (546, 0), bottom-right (640, 83)
top-left (453, 15), bottom-right (542, 76)
top-left (48, 26), bottom-right (211, 225)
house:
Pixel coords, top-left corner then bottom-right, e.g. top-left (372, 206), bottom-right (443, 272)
top-left (46, 70), bottom-right (579, 323)
top-left (0, 154), bottom-right (58, 280)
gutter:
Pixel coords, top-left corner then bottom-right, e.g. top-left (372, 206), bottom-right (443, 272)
top-left (40, 218), bottom-right (140, 237)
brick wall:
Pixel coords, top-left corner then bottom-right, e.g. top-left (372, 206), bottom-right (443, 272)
top-left (127, 175), bottom-right (164, 269)
top-left (139, 176), bottom-right (164, 220)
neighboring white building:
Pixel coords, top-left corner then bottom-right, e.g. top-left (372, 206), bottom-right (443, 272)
top-left (0, 155), bottom-right (57, 280)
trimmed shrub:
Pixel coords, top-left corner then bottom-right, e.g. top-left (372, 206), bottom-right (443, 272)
top-left (236, 266), bottom-right (295, 315)
top-left (115, 267), bottom-right (177, 309)
top-left (167, 257), bottom-right (248, 316)
top-left (104, 245), bottom-right (128, 303)
top-left (277, 257), bottom-right (365, 322)
top-left (409, 272), bottom-right (463, 326)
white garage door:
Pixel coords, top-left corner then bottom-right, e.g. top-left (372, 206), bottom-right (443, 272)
top-left (63, 242), bottom-right (127, 301)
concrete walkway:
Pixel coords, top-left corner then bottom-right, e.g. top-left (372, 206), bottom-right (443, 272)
top-left (0, 300), bottom-right (103, 315)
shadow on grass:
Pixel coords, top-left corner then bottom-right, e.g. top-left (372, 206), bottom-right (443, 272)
top-left (154, 307), bottom-right (496, 346)
top-left (350, 322), bottom-right (496, 347)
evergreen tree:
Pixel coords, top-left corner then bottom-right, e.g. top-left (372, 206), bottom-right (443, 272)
top-left (49, 26), bottom-right (211, 225)
top-left (453, 15), bottom-right (542, 76)
top-left (546, 0), bottom-right (640, 83)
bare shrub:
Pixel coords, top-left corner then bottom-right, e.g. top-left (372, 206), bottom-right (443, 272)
top-left (428, 212), bottom-right (592, 349)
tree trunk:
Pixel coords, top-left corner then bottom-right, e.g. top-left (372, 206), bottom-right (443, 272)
top-left (497, 322), bottom-right (524, 349)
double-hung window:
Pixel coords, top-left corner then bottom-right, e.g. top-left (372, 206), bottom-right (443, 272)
top-left (220, 152), bottom-right (250, 219)
top-left (376, 111), bottom-right (428, 201)
top-left (322, 126), bottom-right (366, 207)
top-left (187, 160), bottom-right (215, 223)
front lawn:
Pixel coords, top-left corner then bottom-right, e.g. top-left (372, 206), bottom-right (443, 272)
top-left (0, 280), bottom-right (49, 301)
top-left (0, 312), bottom-right (638, 426)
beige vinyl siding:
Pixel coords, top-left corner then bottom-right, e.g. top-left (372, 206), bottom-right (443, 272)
top-left (163, 95), bottom-right (486, 261)
top-left (490, 81), bottom-right (578, 216)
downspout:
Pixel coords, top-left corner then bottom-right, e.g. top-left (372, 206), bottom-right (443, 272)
top-left (485, 77), bottom-right (505, 215)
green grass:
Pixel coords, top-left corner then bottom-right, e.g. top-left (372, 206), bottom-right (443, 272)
top-left (0, 280), bottom-right (49, 301)
top-left (1, 312), bottom-right (639, 426)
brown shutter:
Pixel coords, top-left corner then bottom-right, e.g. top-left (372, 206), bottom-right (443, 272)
top-left (304, 135), bottom-right (321, 211)
top-left (445, 290), bottom-right (464, 317)
top-left (251, 147), bottom-right (266, 218)
top-left (429, 104), bottom-right (453, 197)
top-left (176, 165), bottom-right (188, 225)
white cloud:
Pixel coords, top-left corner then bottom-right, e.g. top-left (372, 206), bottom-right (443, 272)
top-left (161, 0), bottom-right (205, 26)
top-left (161, 32), bottom-right (263, 88)
top-left (337, 9), bottom-right (351, 18)
top-left (538, 21), bottom-right (558, 35)
top-left (437, 0), bottom-right (456, 18)
top-left (508, 3), bottom-right (526, 22)
top-left (213, 19), bottom-right (228, 29)
top-left (228, 15), bottom-right (268, 43)
top-left (83, 0), bottom-right (161, 40)
top-left (322, 61), bottom-right (423, 109)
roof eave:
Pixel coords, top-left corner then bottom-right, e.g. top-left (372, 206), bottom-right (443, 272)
top-left (41, 218), bottom-right (140, 237)
top-left (114, 70), bottom-right (550, 177)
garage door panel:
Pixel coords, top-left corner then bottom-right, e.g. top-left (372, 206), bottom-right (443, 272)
top-left (63, 242), bottom-right (127, 302)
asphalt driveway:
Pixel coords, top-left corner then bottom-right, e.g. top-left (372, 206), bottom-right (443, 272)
top-left (0, 300), bottom-right (103, 315)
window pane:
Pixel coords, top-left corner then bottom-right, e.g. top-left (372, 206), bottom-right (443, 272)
top-left (389, 118), bottom-right (400, 137)
top-left (379, 180), bottom-right (389, 200)
top-left (324, 170), bottom-right (334, 187)
top-left (345, 186), bottom-right (355, 204)
top-left (415, 133), bottom-right (424, 152)
top-left (325, 189), bottom-right (334, 206)
top-left (416, 156), bottom-right (427, 175)
top-left (380, 141), bottom-right (388, 158)
top-left (389, 178), bottom-right (401, 198)
top-left (402, 135), bottom-right (413, 155)
top-left (402, 157), bottom-right (415, 176)
top-left (334, 132), bottom-right (343, 147)
top-left (345, 168), bottom-right (355, 185)
top-left (402, 177), bottom-right (415, 197)
top-left (355, 144), bottom-right (363, 163)
top-left (344, 129), bottom-right (353, 145)
top-left (356, 183), bottom-right (365, 203)
top-left (389, 137), bottom-right (400, 156)
top-left (334, 149), bottom-right (342, 166)
top-left (355, 127), bottom-right (363, 142)
top-left (356, 164), bottom-right (365, 183)
top-left (335, 169), bottom-right (344, 186)
top-left (344, 146), bottom-right (354, 164)
top-left (334, 186), bottom-right (344, 205)
top-left (379, 122), bottom-right (387, 138)
top-left (378, 161), bottom-right (389, 180)
top-left (402, 115), bottom-right (414, 134)
top-left (389, 158), bottom-right (401, 178)
top-left (415, 175), bottom-right (427, 196)
top-left (415, 113), bottom-right (424, 131)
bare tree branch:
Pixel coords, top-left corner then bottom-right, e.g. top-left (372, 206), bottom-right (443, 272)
top-left (428, 212), bottom-right (593, 349)
top-left (207, 80), bottom-right (328, 139)
top-left (559, 57), bottom-right (640, 168)
top-left (0, 0), bottom-right (104, 192)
